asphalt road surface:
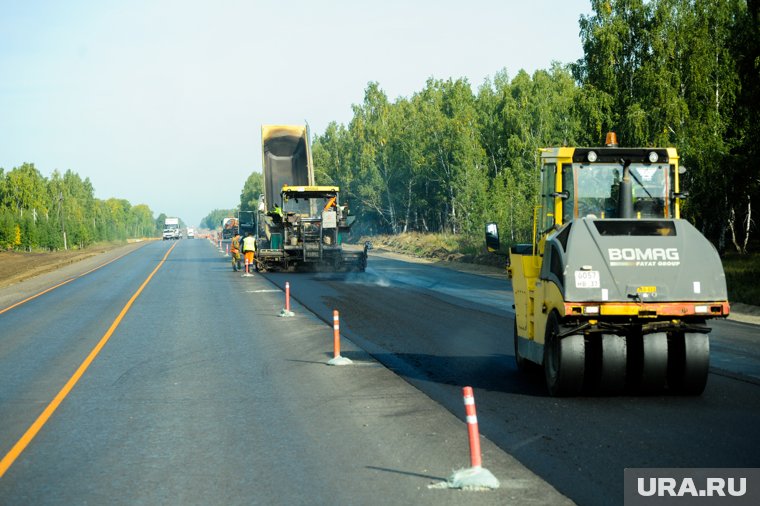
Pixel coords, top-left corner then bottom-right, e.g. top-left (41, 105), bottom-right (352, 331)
top-left (261, 251), bottom-right (760, 506)
top-left (0, 240), bottom-right (570, 505)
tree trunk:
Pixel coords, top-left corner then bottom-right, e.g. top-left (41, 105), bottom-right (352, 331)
top-left (742, 197), bottom-right (751, 254)
top-left (403, 178), bottom-right (414, 233)
top-left (729, 196), bottom-right (753, 254)
top-left (449, 183), bottom-right (457, 234)
top-left (728, 206), bottom-right (739, 253)
top-left (510, 189), bottom-right (515, 242)
top-left (386, 185), bottom-right (397, 234)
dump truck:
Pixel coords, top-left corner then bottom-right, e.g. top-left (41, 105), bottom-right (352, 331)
top-left (221, 217), bottom-right (239, 240)
top-left (486, 133), bottom-right (729, 396)
top-left (254, 125), bottom-right (368, 272)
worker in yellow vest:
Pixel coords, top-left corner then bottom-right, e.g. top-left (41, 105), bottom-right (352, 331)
top-left (242, 232), bottom-right (256, 272)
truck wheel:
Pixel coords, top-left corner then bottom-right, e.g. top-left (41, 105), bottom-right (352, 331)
top-left (598, 334), bottom-right (627, 394)
top-left (668, 332), bottom-right (709, 395)
top-left (514, 319), bottom-right (529, 372)
top-left (544, 311), bottom-right (585, 396)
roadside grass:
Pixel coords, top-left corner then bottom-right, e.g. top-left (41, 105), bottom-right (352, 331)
top-left (366, 232), bottom-right (456, 257)
top-left (11, 239), bottom-right (133, 253)
top-left (360, 232), bottom-right (493, 263)
top-left (722, 252), bottom-right (760, 307)
top-left (361, 232), bottom-right (759, 307)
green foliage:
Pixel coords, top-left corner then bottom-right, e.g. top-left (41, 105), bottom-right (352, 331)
top-left (201, 209), bottom-right (237, 230)
top-left (240, 171), bottom-right (264, 212)
top-left (155, 213), bottom-right (167, 234)
top-left (0, 208), bottom-right (15, 249)
top-left (130, 204), bottom-right (157, 238)
top-left (310, 0), bottom-right (756, 255)
top-left (314, 65), bottom-right (586, 245)
top-left (0, 163), bottom-right (159, 250)
top-left (574, 0), bottom-right (756, 251)
top-left (722, 252), bottom-right (760, 305)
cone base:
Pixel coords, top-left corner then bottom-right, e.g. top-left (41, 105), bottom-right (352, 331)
top-left (428, 466), bottom-right (499, 490)
top-left (327, 355), bottom-right (353, 366)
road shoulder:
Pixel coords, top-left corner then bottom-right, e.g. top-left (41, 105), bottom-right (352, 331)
top-left (239, 271), bottom-right (574, 504)
top-left (0, 241), bottom-right (151, 311)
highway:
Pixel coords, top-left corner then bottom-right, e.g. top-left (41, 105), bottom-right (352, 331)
top-left (0, 239), bottom-right (567, 505)
top-left (1, 239), bottom-right (758, 505)
top-left (265, 252), bottom-right (760, 506)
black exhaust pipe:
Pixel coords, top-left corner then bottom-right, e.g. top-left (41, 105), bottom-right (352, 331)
top-left (618, 159), bottom-right (634, 219)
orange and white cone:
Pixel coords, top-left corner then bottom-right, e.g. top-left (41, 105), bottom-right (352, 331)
top-left (430, 387), bottom-right (499, 490)
top-left (279, 281), bottom-right (295, 317)
top-left (327, 310), bottom-right (352, 366)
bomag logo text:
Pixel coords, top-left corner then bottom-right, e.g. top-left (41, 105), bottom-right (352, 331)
top-left (608, 248), bottom-right (680, 267)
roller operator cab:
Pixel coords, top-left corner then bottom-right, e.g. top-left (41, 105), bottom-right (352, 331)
top-left (486, 133), bottom-right (729, 396)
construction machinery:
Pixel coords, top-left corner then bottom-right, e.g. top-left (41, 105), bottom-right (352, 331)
top-left (486, 133), bottom-right (729, 396)
top-left (254, 125), bottom-right (368, 272)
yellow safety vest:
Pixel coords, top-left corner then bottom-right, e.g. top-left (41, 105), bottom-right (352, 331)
top-left (242, 235), bottom-right (256, 252)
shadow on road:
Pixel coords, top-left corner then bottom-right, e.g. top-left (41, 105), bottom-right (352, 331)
top-left (367, 351), bottom-right (549, 397)
top-left (365, 465), bottom-right (446, 481)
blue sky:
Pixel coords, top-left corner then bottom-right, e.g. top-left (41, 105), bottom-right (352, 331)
top-left (0, 0), bottom-right (592, 227)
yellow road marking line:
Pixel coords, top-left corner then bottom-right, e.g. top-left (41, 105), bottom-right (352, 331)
top-left (0, 242), bottom-right (177, 478)
top-left (0, 244), bottom-right (149, 316)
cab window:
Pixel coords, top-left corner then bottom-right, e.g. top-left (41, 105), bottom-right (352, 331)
top-left (561, 163), bottom-right (574, 223)
top-left (540, 163), bottom-right (556, 233)
top-left (630, 165), bottom-right (668, 218)
top-left (576, 164), bottom-right (618, 218)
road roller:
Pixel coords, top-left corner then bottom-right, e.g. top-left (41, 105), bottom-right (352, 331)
top-left (486, 133), bottom-right (730, 396)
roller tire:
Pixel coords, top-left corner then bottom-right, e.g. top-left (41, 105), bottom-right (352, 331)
top-left (638, 332), bottom-right (668, 392)
top-left (544, 311), bottom-right (585, 396)
top-left (598, 334), bottom-right (627, 394)
top-left (668, 332), bottom-right (710, 395)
